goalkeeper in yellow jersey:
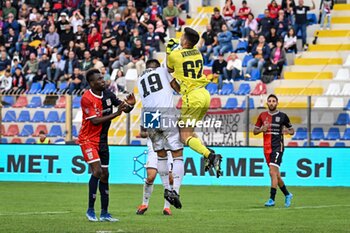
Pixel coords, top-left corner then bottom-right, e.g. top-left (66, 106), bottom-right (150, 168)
top-left (167, 27), bottom-right (222, 178)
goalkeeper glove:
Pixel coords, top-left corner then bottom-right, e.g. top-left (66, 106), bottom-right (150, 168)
top-left (166, 38), bottom-right (180, 54)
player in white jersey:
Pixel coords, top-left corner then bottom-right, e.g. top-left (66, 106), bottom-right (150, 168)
top-left (137, 134), bottom-right (174, 215)
top-left (137, 59), bottom-right (184, 210)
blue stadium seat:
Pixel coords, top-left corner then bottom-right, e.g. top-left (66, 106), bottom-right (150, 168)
top-left (311, 127), bottom-right (325, 140)
top-left (344, 100), bottom-right (350, 110)
top-left (30, 111), bottom-right (45, 122)
top-left (242, 54), bottom-right (253, 67)
top-left (72, 125), bottom-right (78, 137)
top-left (19, 125), bottom-right (34, 137)
top-left (46, 111), bottom-right (59, 123)
top-left (334, 113), bottom-right (350, 125)
top-left (341, 128), bottom-right (350, 140)
top-left (27, 82), bottom-right (42, 94)
top-left (41, 83), bottom-right (56, 94)
top-left (2, 96), bottom-right (15, 107)
top-left (59, 111), bottom-right (66, 123)
top-left (27, 96), bottom-right (42, 108)
top-left (307, 13), bottom-right (317, 25)
top-left (325, 127), bottom-right (341, 140)
top-left (303, 141), bottom-right (315, 147)
top-left (73, 96), bottom-right (82, 108)
top-left (54, 138), bottom-right (65, 144)
top-left (234, 83), bottom-right (250, 95)
top-left (334, 142), bottom-right (346, 147)
top-left (25, 138), bottom-right (36, 144)
top-left (257, 13), bottom-right (265, 20)
top-left (206, 83), bottom-right (218, 95)
top-left (58, 82), bottom-right (68, 94)
top-left (220, 83), bottom-right (234, 95)
top-left (249, 68), bottom-right (261, 81)
top-left (235, 40), bottom-right (248, 53)
top-left (223, 98), bottom-right (238, 109)
top-left (1, 138), bottom-right (8, 143)
top-left (131, 140), bottom-right (141, 145)
top-left (292, 128), bottom-right (307, 140)
top-left (239, 98), bottom-right (255, 109)
top-left (3, 110), bottom-right (16, 122)
top-left (17, 110), bottom-right (30, 122)
top-left (47, 125), bottom-right (63, 137)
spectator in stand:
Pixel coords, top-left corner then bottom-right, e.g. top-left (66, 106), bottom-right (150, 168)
top-left (115, 25), bottom-right (129, 45)
top-left (15, 25), bottom-right (31, 52)
top-left (241, 13), bottom-right (258, 40)
top-left (108, 1), bottom-right (122, 21)
top-left (289, 0), bottom-right (315, 50)
top-left (112, 40), bottom-right (131, 70)
top-left (126, 12), bottom-right (139, 35)
top-left (235, 0), bottom-right (251, 33)
top-left (90, 41), bottom-right (104, 60)
top-left (37, 40), bottom-right (49, 60)
top-left (284, 28), bottom-right (297, 53)
top-left (245, 35), bottom-right (271, 78)
top-left (269, 39), bottom-right (286, 78)
top-left (11, 58), bottom-right (23, 75)
top-left (3, 0), bottom-right (17, 19)
top-left (130, 28), bottom-right (143, 49)
top-left (139, 12), bottom-right (154, 35)
top-left (147, 0), bottom-right (163, 22)
top-left (198, 24), bottom-right (218, 65)
top-left (64, 0), bottom-right (80, 15)
top-left (11, 67), bottom-right (27, 94)
top-left (122, 0), bottom-right (137, 21)
top-left (80, 50), bottom-right (94, 72)
top-left (268, 0), bottom-right (282, 19)
top-left (18, 3), bottom-right (30, 24)
top-left (281, 0), bottom-right (296, 25)
top-left (275, 10), bottom-right (289, 38)
top-left (96, 0), bottom-right (109, 18)
top-left (30, 25), bottom-right (45, 42)
top-left (223, 52), bottom-right (242, 83)
top-left (64, 51), bottom-right (79, 80)
top-left (48, 53), bottom-right (65, 84)
top-left (107, 38), bottom-right (119, 69)
top-left (45, 25), bottom-right (60, 52)
top-left (37, 53), bottom-right (51, 83)
top-left (143, 23), bottom-right (160, 59)
top-left (4, 27), bottom-right (17, 55)
top-left (222, 0), bottom-right (236, 30)
top-left (22, 52), bottom-right (39, 85)
top-left (68, 67), bottom-right (84, 94)
top-left (212, 53), bottom-right (227, 90)
top-left (93, 56), bottom-right (104, 70)
top-left (247, 30), bottom-right (258, 53)
top-left (56, 12), bottom-right (71, 35)
top-left (259, 9), bottom-right (275, 39)
top-left (74, 25), bottom-right (88, 44)
top-left (60, 25), bottom-right (75, 50)
top-left (70, 10), bottom-right (84, 33)
top-left (213, 24), bottom-right (233, 57)
top-left (320, 0), bottom-right (333, 30)
top-left (88, 27), bottom-right (102, 49)
top-left (267, 27), bottom-right (278, 48)
top-left (163, 0), bottom-right (180, 30)
top-left (80, 0), bottom-right (94, 22)
top-left (210, 7), bottom-right (226, 34)
top-left (0, 51), bottom-right (11, 74)
top-left (0, 69), bottom-right (12, 94)
top-left (3, 13), bottom-right (20, 36)
top-left (127, 39), bottom-right (146, 76)
top-left (42, 2), bottom-right (52, 19)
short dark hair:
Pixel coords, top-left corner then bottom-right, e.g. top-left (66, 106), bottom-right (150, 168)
top-left (184, 27), bottom-right (200, 48)
top-left (39, 130), bottom-right (46, 134)
top-left (267, 94), bottom-right (278, 102)
top-left (86, 68), bottom-right (100, 83)
top-left (146, 59), bottom-right (161, 69)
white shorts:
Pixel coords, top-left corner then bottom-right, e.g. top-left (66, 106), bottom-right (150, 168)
top-left (146, 138), bottom-right (173, 171)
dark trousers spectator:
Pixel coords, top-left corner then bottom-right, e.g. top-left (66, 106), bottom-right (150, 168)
top-left (223, 67), bottom-right (241, 82)
top-left (199, 45), bottom-right (214, 64)
top-left (294, 24), bottom-right (307, 47)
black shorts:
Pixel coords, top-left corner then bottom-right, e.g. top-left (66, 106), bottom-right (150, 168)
top-left (269, 151), bottom-right (283, 167)
top-left (99, 143), bottom-right (110, 168)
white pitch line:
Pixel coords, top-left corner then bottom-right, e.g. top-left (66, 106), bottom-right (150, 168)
top-left (247, 204), bottom-right (350, 211)
top-left (0, 211), bottom-right (71, 216)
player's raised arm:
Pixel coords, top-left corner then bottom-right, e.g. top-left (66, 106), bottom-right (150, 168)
top-left (123, 93), bottom-right (136, 113)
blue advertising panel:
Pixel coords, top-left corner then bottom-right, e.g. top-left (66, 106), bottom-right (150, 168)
top-left (0, 145), bottom-right (349, 186)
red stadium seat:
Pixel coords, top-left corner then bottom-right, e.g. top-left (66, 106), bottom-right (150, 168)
top-left (287, 141), bottom-right (299, 147)
top-left (251, 82), bottom-right (267, 95)
top-left (176, 98), bottom-right (182, 109)
top-left (1, 124), bottom-right (5, 135)
top-left (12, 96), bottom-right (28, 108)
top-left (209, 97), bottom-right (222, 109)
top-left (203, 69), bottom-right (212, 76)
top-left (55, 96), bottom-right (66, 108)
top-left (11, 138), bottom-right (22, 144)
top-left (319, 142), bottom-right (330, 147)
top-left (32, 125), bottom-right (48, 137)
top-left (3, 124), bottom-right (19, 136)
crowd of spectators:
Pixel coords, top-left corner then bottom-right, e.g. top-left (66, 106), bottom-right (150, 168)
top-left (0, 0), bottom-right (188, 95)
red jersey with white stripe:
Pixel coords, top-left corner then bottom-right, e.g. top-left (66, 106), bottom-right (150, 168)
top-left (255, 111), bottom-right (292, 155)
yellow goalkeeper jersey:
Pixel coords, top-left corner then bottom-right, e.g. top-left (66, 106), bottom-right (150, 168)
top-left (167, 47), bottom-right (209, 95)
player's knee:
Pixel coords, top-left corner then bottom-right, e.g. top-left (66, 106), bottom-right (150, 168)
top-left (100, 171), bottom-right (109, 182)
top-left (93, 169), bottom-right (102, 178)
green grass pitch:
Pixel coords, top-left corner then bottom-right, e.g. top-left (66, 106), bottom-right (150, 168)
top-left (1, 183), bottom-right (349, 233)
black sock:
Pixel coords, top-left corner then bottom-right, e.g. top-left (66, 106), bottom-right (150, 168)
top-left (88, 175), bottom-right (99, 210)
top-left (99, 181), bottom-right (109, 214)
top-left (279, 185), bottom-right (290, 196)
top-left (270, 187), bottom-right (277, 201)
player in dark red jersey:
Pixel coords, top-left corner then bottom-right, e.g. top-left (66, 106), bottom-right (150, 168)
top-left (254, 94), bottom-right (294, 207)
top-left (79, 68), bottom-right (135, 222)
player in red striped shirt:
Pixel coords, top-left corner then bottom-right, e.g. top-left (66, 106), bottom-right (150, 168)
top-left (79, 68), bottom-right (135, 221)
top-left (254, 94), bottom-right (294, 207)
